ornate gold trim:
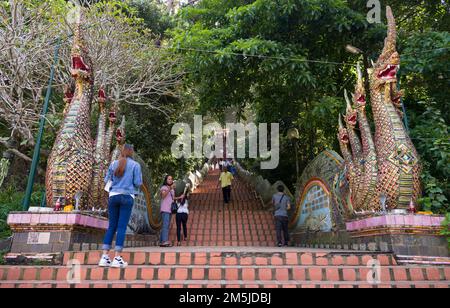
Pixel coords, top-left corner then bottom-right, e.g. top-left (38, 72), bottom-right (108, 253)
top-left (323, 150), bottom-right (343, 167)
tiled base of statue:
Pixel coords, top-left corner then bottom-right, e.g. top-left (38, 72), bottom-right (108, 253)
top-left (6, 212), bottom-right (157, 254)
top-left (346, 214), bottom-right (448, 257)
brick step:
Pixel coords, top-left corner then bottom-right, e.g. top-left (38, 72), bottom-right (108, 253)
top-left (167, 232), bottom-right (275, 237)
top-left (166, 241), bottom-right (275, 247)
top-left (168, 227), bottom-right (275, 232)
top-left (184, 209), bottom-right (272, 214)
top-left (187, 206), bottom-right (264, 210)
top-left (187, 209), bottom-right (265, 212)
top-left (171, 224), bottom-right (275, 228)
top-left (2, 265), bottom-right (448, 282)
top-left (177, 216), bottom-right (273, 221)
top-left (190, 196), bottom-right (258, 200)
top-left (168, 229), bottom-right (275, 233)
top-left (182, 222), bottom-right (272, 226)
top-left (2, 280), bottom-right (449, 288)
top-left (396, 255), bottom-right (450, 266)
top-left (180, 218), bottom-right (273, 221)
top-left (166, 237), bottom-right (277, 244)
top-left (186, 210), bottom-right (266, 213)
top-left (167, 231), bottom-right (276, 236)
top-left (190, 197), bottom-right (261, 202)
top-left (167, 169), bottom-right (273, 247)
top-left (167, 233), bottom-right (276, 239)
top-left (190, 197), bottom-right (259, 200)
top-left (60, 250), bottom-right (398, 266)
top-left (168, 223), bottom-right (275, 227)
top-left (173, 222), bottom-right (274, 226)
top-left (171, 220), bottom-right (273, 223)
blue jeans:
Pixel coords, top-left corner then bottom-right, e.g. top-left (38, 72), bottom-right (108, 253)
top-left (275, 216), bottom-right (289, 245)
top-left (102, 195), bottom-right (134, 252)
top-left (160, 212), bottom-right (171, 243)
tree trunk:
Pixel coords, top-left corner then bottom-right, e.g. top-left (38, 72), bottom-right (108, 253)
top-left (0, 136), bottom-right (45, 189)
top-left (0, 158), bottom-right (10, 188)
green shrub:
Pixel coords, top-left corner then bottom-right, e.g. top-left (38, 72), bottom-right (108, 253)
top-left (441, 213), bottom-right (450, 250)
top-left (0, 250), bottom-right (6, 265)
top-left (0, 185), bottom-right (44, 239)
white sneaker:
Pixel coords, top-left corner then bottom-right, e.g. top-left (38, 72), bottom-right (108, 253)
top-left (111, 256), bottom-right (128, 268)
top-left (98, 255), bottom-right (111, 267)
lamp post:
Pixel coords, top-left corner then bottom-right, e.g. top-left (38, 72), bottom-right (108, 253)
top-left (222, 128), bottom-right (230, 160)
top-left (287, 128), bottom-right (300, 183)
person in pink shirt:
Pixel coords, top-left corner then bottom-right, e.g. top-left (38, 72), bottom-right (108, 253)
top-left (159, 175), bottom-right (184, 247)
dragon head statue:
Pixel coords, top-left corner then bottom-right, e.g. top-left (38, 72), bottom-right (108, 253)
top-left (338, 114), bottom-right (350, 144)
top-left (116, 116), bottom-right (126, 145)
top-left (70, 13), bottom-right (93, 81)
top-left (344, 90), bottom-right (358, 127)
top-left (372, 6), bottom-right (400, 89)
top-left (109, 103), bottom-right (118, 124)
top-left (354, 63), bottom-right (367, 109)
top-left (98, 88), bottom-right (107, 111)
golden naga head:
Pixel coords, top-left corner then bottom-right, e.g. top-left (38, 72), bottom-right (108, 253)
top-left (344, 90), bottom-right (358, 127)
top-left (353, 63), bottom-right (367, 108)
top-left (109, 103), bottom-right (118, 124)
top-left (338, 114), bottom-right (350, 144)
top-left (372, 6), bottom-right (400, 86)
top-left (98, 88), bottom-right (107, 110)
top-left (116, 116), bottom-right (126, 145)
top-left (70, 12), bottom-right (93, 81)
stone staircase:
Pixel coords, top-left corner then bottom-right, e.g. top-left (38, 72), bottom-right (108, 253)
top-left (0, 169), bottom-right (448, 288)
top-left (1, 248), bottom-right (449, 288)
top-left (168, 170), bottom-right (276, 247)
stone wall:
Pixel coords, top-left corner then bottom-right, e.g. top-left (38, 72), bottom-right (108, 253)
top-left (235, 163), bottom-right (294, 209)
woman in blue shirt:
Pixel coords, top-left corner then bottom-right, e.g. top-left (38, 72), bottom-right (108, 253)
top-left (98, 144), bottom-right (143, 268)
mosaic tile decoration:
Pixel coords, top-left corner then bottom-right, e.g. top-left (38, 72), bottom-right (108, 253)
top-left (298, 183), bottom-right (332, 232)
top-left (7, 212), bottom-right (109, 230)
top-left (346, 214), bottom-right (445, 231)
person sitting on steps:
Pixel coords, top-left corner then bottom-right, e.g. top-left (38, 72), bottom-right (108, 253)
top-left (272, 185), bottom-right (291, 247)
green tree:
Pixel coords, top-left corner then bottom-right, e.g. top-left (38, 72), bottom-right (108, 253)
top-left (170, 0), bottom-right (449, 211)
top-left (131, 0), bottom-right (174, 36)
top-left (170, 0), bottom-right (376, 185)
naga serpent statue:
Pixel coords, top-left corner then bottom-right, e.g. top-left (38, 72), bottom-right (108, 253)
top-left (291, 7), bottom-right (422, 233)
top-left (45, 13), bottom-right (160, 234)
top-left (338, 6), bottom-right (421, 211)
top-left (46, 17), bottom-right (95, 210)
top-left (46, 16), bottom-right (119, 211)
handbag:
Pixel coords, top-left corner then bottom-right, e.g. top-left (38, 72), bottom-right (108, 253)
top-left (104, 180), bottom-right (112, 192)
top-left (171, 202), bottom-right (179, 214)
top-left (170, 191), bottom-right (178, 214)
